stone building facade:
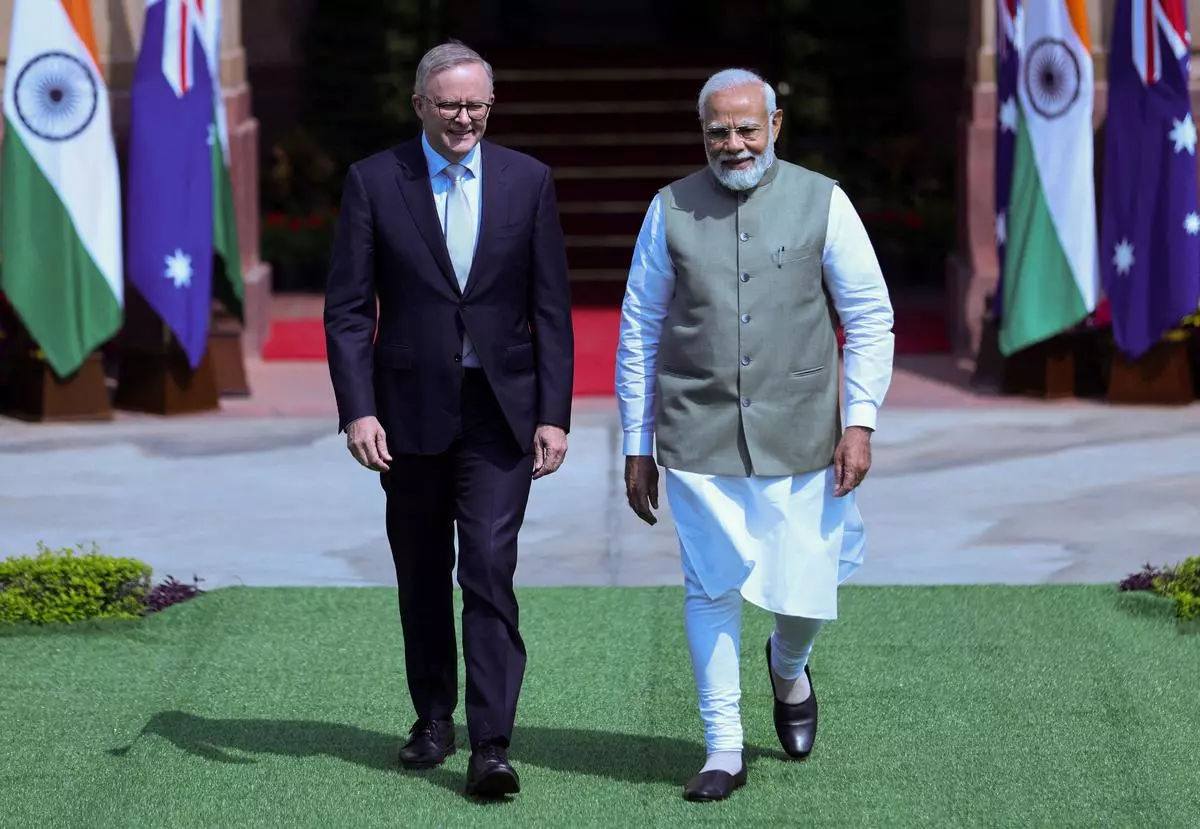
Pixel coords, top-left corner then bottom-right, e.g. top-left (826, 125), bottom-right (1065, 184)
top-left (2, 1), bottom-right (1200, 359)
top-left (0, 0), bottom-right (271, 354)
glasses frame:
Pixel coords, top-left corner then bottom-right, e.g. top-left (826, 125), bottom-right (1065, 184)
top-left (702, 124), bottom-right (765, 145)
top-left (420, 95), bottom-right (494, 121)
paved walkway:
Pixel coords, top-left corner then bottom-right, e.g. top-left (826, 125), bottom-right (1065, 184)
top-left (2, 357), bottom-right (1198, 590)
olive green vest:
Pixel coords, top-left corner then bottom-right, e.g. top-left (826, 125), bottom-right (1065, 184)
top-left (654, 159), bottom-right (841, 477)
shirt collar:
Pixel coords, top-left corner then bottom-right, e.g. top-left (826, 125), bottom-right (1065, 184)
top-left (421, 132), bottom-right (481, 179)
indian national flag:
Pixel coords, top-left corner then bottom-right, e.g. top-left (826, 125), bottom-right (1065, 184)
top-left (202, 0), bottom-right (244, 322)
top-left (0, 0), bottom-right (123, 377)
top-left (999, 0), bottom-right (1099, 355)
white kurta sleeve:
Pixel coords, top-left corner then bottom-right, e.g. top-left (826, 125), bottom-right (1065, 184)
top-left (822, 185), bottom-right (895, 431)
top-left (615, 193), bottom-right (676, 456)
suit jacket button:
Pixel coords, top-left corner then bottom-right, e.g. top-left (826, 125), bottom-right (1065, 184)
top-left (454, 353), bottom-right (462, 362)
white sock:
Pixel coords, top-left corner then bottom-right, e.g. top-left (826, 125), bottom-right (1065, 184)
top-left (700, 750), bottom-right (744, 776)
top-left (771, 615), bottom-right (824, 704)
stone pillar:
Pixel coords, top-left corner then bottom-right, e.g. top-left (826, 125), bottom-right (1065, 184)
top-left (945, 0), bottom-right (998, 358)
top-left (0, 1), bottom-right (11, 144)
top-left (213, 0), bottom-right (272, 356)
top-left (0, 0), bottom-right (270, 355)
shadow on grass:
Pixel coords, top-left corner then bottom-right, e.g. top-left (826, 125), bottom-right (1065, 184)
top-left (1114, 589), bottom-right (1200, 636)
top-left (109, 711), bottom-right (784, 797)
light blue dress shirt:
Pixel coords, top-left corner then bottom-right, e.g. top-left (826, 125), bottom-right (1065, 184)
top-left (420, 132), bottom-right (483, 366)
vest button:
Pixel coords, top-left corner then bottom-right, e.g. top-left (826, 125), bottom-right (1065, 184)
top-left (741, 313), bottom-right (751, 324)
top-left (740, 273), bottom-right (749, 282)
top-left (454, 353), bottom-right (462, 363)
top-left (741, 397), bottom-right (751, 407)
top-left (741, 356), bottom-right (750, 366)
top-left (739, 231), bottom-right (750, 242)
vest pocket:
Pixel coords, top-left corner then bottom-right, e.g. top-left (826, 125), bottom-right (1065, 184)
top-left (789, 365), bottom-right (826, 379)
top-left (777, 245), bottom-right (820, 265)
top-left (659, 365), bottom-right (707, 380)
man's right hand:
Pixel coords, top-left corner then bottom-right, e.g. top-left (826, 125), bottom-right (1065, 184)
top-left (346, 416), bottom-right (392, 472)
top-left (624, 455), bottom-right (660, 525)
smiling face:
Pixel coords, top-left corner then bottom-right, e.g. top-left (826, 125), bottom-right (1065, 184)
top-left (700, 82), bottom-right (783, 191)
top-left (412, 61), bottom-right (493, 161)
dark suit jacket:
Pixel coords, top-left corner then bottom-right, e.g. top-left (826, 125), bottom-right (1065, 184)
top-left (323, 137), bottom-right (574, 455)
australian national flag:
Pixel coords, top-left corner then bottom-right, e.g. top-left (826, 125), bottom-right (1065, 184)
top-left (126, 0), bottom-right (216, 369)
top-left (1100, 0), bottom-right (1200, 360)
top-left (992, 0), bottom-right (1022, 321)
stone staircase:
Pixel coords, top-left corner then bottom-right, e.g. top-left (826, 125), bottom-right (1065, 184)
top-left (484, 47), bottom-right (751, 301)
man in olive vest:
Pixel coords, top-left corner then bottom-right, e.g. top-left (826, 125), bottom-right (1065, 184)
top-left (615, 68), bottom-right (894, 802)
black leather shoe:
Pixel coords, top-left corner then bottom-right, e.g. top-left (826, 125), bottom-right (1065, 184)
top-left (683, 758), bottom-right (748, 802)
top-left (765, 638), bottom-right (818, 759)
top-left (398, 718), bottom-right (456, 769)
top-left (464, 744), bottom-right (520, 798)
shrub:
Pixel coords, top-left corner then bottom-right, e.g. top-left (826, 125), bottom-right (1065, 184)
top-left (1154, 557), bottom-right (1200, 622)
top-left (145, 575), bottom-right (205, 614)
top-left (0, 543), bottom-right (151, 624)
top-left (1118, 563), bottom-right (1174, 592)
top-left (1119, 557), bottom-right (1200, 624)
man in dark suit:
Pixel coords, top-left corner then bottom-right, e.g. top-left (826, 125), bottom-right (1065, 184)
top-left (323, 40), bottom-right (574, 799)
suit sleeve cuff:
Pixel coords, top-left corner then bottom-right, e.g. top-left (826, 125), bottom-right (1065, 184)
top-left (845, 402), bottom-right (878, 431)
top-left (623, 431), bottom-right (655, 456)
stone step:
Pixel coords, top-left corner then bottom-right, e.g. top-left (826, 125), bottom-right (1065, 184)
top-left (518, 141), bottom-right (701, 168)
top-left (565, 243), bottom-right (642, 271)
top-left (487, 104), bottom-right (695, 136)
top-left (479, 45), bottom-right (757, 70)
top-left (499, 132), bottom-right (697, 148)
top-left (494, 66), bottom-right (713, 83)
top-left (569, 270), bottom-right (631, 287)
top-left (560, 210), bottom-right (647, 236)
top-left (496, 74), bottom-right (707, 105)
top-left (554, 172), bottom-right (690, 204)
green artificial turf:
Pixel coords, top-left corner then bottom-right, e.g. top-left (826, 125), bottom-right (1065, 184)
top-left (2, 585), bottom-right (1198, 827)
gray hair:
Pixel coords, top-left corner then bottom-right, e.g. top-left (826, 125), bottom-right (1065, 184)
top-left (414, 40), bottom-right (494, 96)
top-left (697, 68), bottom-right (777, 119)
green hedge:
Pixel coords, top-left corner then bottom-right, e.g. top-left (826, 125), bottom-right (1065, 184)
top-left (1119, 556), bottom-right (1200, 629)
top-left (1155, 557), bottom-right (1200, 622)
top-left (0, 543), bottom-right (151, 625)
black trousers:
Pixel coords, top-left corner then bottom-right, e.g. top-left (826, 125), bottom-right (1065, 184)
top-left (380, 369), bottom-right (533, 750)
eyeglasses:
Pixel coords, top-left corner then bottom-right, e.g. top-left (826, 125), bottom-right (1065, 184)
top-left (703, 125), bottom-right (764, 144)
top-left (421, 96), bottom-right (493, 121)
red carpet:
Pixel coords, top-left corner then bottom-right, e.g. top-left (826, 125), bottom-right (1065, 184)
top-left (263, 307), bottom-right (950, 396)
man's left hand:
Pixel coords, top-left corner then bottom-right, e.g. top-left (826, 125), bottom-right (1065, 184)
top-left (833, 426), bottom-right (872, 497)
top-left (532, 424), bottom-right (568, 479)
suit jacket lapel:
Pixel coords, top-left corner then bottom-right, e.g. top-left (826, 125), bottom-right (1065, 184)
top-left (463, 141), bottom-right (510, 298)
top-left (394, 141), bottom-right (460, 295)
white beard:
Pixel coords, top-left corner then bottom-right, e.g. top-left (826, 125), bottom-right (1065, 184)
top-left (708, 141), bottom-right (776, 191)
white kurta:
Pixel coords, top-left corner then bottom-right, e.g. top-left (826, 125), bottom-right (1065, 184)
top-left (615, 181), bottom-right (895, 619)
